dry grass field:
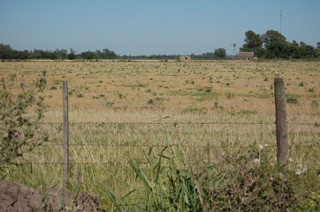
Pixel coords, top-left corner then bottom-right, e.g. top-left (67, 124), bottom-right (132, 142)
top-left (1, 59), bottom-right (319, 208)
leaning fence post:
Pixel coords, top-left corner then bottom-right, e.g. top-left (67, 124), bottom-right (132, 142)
top-left (274, 78), bottom-right (289, 169)
top-left (63, 81), bottom-right (69, 188)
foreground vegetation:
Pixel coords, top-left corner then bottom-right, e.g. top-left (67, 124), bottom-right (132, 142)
top-left (1, 59), bottom-right (319, 210)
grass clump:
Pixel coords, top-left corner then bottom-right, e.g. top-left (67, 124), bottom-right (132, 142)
top-left (287, 97), bottom-right (298, 104)
top-left (102, 146), bottom-right (320, 211)
top-left (182, 107), bottom-right (208, 115)
top-left (311, 100), bottom-right (318, 108)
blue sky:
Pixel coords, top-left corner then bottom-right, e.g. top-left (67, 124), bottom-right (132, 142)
top-left (1, 0), bottom-right (319, 56)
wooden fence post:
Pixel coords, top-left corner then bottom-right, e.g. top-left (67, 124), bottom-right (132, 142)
top-left (274, 78), bottom-right (289, 168)
top-left (63, 81), bottom-right (69, 188)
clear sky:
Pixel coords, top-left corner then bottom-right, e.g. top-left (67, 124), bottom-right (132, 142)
top-left (1, 0), bottom-right (319, 56)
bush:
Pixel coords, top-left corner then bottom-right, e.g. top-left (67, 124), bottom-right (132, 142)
top-left (0, 74), bottom-right (48, 170)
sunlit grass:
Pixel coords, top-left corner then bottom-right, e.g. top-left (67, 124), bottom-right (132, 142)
top-left (1, 60), bottom-right (319, 209)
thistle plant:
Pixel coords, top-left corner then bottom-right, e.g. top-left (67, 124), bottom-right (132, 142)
top-left (0, 74), bottom-right (48, 171)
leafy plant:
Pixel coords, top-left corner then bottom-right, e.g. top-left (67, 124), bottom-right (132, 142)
top-left (0, 75), bottom-right (48, 170)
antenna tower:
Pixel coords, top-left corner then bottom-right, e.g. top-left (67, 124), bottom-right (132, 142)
top-left (231, 43), bottom-right (236, 59)
top-left (280, 10), bottom-right (282, 34)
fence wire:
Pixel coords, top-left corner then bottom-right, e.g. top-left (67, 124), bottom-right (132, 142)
top-left (3, 79), bottom-right (319, 188)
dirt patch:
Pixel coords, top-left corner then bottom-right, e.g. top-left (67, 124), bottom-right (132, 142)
top-left (0, 180), bottom-right (101, 211)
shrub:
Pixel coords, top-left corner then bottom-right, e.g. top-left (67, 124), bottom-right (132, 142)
top-left (0, 74), bottom-right (48, 170)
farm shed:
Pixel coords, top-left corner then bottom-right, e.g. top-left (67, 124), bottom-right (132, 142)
top-left (236, 52), bottom-right (254, 60)
top-left (179, 55), bottom-right (192, 60)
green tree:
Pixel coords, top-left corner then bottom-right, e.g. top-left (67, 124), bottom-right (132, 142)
top-left (242, 30), bottom-right (263, 49)
top-left (81, 51), bottom-right (96, 60)
top-left (262, 30), bottom-right (286, 48)
top-left (48, 52), bottom-right (58, 60)
top-left (0, 44), bottom-right (13, 59)
top-left (67, 48), bottom-right (76, 60)
top-left (13, 50), bottom-right (29, 60)
top-left (240, 30), bottom-right (265, 58)
top-left (287, 42), bottom-right (300, 58)
top-left (102, 48), bottom-right (117, 59)
top-left (316, 49), bottom-right (320, 58)
top-left (214, 48), bottom-right (226, 59)
top-left (315, 42), bottom-right (320, 58)
top-left (55, 49), bottom-right (68, 60)
top-left (0, 50), bottom-right (12, 59)
top-left (0, 44), bottom-right (12, 51)
top-left (254, 48), bottom-right (268, 59)
top-left (292, 40), bottom-right (299, 47)
top-left (299, 41), bottom-right (307, 47)
top-left (267, 42), bottom-right (289, 58)
top-left (299, 45), bottom-right (316, 58)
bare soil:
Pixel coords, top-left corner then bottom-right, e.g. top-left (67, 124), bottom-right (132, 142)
top-left (0, 180), bottom-right (100, 211)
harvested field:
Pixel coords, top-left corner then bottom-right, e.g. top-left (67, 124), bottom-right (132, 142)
top-left (1, 59), bottom-right (319, 210)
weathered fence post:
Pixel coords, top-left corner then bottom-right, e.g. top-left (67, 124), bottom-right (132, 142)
top-left (63, 81), bottom-right (69, 188)
top-left (274, 78), bottom-right (289, 168)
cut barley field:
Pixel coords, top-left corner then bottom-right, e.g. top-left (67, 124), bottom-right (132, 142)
top-left (1, 60), bottom-right (319, 208)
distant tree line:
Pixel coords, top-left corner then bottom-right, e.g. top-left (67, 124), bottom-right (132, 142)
top-left (0, 43), bottom-right (229, 60)
top-left (0, 45), bottom-right (118, 60)
top-left (240, 29), bottom-right (320, 59)
top-left (1, 30), bottom-right (319, 60)
top-left (121, 51), bottom-right (228, 60)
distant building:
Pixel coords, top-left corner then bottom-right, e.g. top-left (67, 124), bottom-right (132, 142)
top-left (179, 55), bottom-right (192, 60)
top-left (236, 52), bottom-right (254, 60)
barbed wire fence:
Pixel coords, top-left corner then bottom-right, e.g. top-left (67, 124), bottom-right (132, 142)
top-left (6, 78), bottom-right (319, 188)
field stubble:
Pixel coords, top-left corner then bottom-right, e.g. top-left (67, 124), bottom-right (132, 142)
top-left (1, 60), bottom-right (319, 207)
